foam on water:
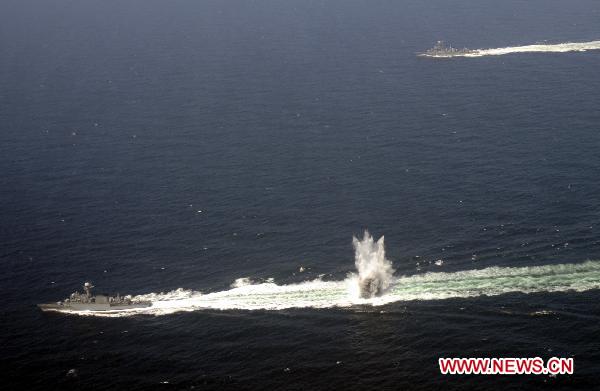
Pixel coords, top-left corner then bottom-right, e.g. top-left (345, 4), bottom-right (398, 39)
top-left (423, 40), bottom-right (600, 58)
top-left (50, 233), bottom-right (600, 317)
top-left (75, 260), bottom-right (600, 317)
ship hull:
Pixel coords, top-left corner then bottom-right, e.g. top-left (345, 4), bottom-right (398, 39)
top-left (38, 302), bottom-right (152, 312)
top-left (418, 51), bottom-right (476, 58)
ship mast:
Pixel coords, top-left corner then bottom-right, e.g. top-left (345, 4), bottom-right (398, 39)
top-left (83, 282), bottom-right (94, 298)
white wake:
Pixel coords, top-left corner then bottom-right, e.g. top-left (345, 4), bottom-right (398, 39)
top-left (49, 232), bottom-right (600, 317)
top-left (422, 40), bottom-right (600, 58)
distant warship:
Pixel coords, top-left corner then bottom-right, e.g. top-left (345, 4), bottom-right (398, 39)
top-left (38, 282), bottom-right (151, 312)
top-left (420, 41), bottom-right (475, 57)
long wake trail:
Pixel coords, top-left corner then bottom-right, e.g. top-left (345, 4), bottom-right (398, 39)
top-left (422, 40), bottom-right (600, 58)
top-left (54, 232), bottom-right (600, 317)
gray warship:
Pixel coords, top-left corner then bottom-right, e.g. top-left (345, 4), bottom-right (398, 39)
top-left (420, 41), bottom-right (476, 57)
top-left (38, 282), bottom-right (152, 312)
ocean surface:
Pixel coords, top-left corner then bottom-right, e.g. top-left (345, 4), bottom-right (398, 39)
top-left (2, 0), bottom-right (600, 389)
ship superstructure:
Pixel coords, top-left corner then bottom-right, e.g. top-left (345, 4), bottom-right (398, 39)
top-left (38, 282), bottom-right (151, 312)
top-left (420, 41), bottom-right (476, 57)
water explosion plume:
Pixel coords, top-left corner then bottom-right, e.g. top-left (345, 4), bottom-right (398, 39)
top-left (351, 231), bottom-right (395, 298)
top-left (41, 234), bottom-right (600, 317)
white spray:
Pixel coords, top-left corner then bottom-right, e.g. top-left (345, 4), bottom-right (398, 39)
top-left (40, 232), bottom-right (600, 317)
top-left (351, 231), bottom-right (395, 298)
top-left (420, 39), bottom-right (600, 58)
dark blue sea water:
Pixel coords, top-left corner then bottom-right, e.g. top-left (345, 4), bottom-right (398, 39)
top-left (2, 0), bottom-right (600, 389)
